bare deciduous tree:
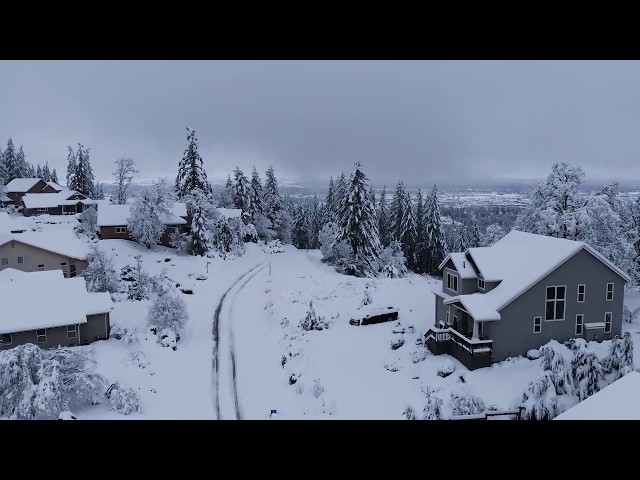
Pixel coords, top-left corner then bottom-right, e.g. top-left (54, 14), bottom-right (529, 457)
top-left (113, 157), bottom-right (139, 205)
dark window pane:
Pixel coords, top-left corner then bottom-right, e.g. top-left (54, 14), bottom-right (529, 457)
top-left (557, 286), bottom-right (565, 299)
top-left (556, 301), bottom-right (565, 319)
top-left (546, 287), bottom-right (555, 300)
top-left (546, 302), bottom-right (555, 320)
top-left (579, 285), bottom-right (585, 293)
top-left (1, 334), bottom-right (10, 343)
top-left (454, 277), bottom-right (458, 291)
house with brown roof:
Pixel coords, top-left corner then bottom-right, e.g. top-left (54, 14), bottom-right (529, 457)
top-left (0, 269), bottom-right (113, 351)
top-left (0, 231), bottom-right (90, 277)
top-left (3, 178), bottom-right (60, 205)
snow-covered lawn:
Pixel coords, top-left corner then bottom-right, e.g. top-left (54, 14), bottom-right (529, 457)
top-left (4, 212), bottom-right (640, 419)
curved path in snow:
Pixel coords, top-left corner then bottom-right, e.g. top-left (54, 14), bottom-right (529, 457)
top-left (212, 263), bottom-right (266, 420)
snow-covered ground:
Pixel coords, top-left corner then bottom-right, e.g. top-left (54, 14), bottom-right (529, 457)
top-left (3, 211), bottom-right (640, 419)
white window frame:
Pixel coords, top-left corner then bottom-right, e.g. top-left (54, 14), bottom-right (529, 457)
top-left (576, 314), bottom-right (584, 335)
top-left (545, 285), bottom-right (566, 321)
top-left (17, 256), bottom-right (28, 264)
top-left (445, 311), bottom-right (450, 325)
top-left (606, 283), bottom-right (614, 302)
top-left (38, 264), bottom-right (45, 271)
top-left (67, 325), bottom-right (77, 339)
top-left (0, 333), bottom-right (12, 345)
top-left (445, 270), bottom-right (459, 293)
top-left (115, 226), bottom-right (127, 234)
top-left (577, 284), bottom-right (585, 303)
top-left (1, 257), bottom-right (8, 265)
top-left (604, 312), bottom-right (612, 333)
top-left (478, 279), bottom-right (485, 290)
top-left (36, 329), bottom-right (47, 343)
top-left (533, 316), bottom-right (542, 334)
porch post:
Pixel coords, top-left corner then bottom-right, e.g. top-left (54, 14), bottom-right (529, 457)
top-left (472, 320), bottom-right (480, 340)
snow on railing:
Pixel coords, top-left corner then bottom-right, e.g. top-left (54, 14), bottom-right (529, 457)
top-left (425, 327), bottom-right (492, 355)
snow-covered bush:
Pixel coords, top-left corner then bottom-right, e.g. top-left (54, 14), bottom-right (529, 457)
top-left (571, 345), bottom-right (603, 401)
top-left (215, 218), bottom-right (246, 258)
top-left (126, 256), bottom-right (153, 301)
top-left (540, 341), bottom-right (573, 395)
top-left (376, 241), bottom-right (408, 278)
top-left (603, 333), bottom-right (634, 380)
top-left (109, 324), bottom-right (139, 344)
top-left (253, 213), bottom-right (275, 241)
top-left (299, 301), bottom-right (328, 331)
top-left (361, 285), bottom-right (373, 306)
top-left (437, 359), bottom-right (455, 378)
top-left (106, 382), bottom-right (142, 415)
top-left (150, 269), bottom-right (175, 296)
top-left (451, 393), bottom-right (486, 417)
top-left (74, 205), bottom-right (98, 237)
top-left (241, 221), bottom-right (259, 243)
top-left (527, 349), bottom-right (542, 360)
top-left (422, 387), bottom-right (443, 420)
top-left (312, 379), bottom-right (324, 398)
top-left (58, 411), bottom-right (77, 420)
top-left (390, 338), bottom-right (405, 350)
top-left (82, 245), bottom-right (120, 294)
top-left (169, 229), bottom-right (190, 254)
top-left (521, 371), bottom-right (558, 420)
top-left (159, 328), bottom-right (178, 351)
top-left (0, 344), bottom-right (107, 420)
top-left (403, 404), bottom-right (417, 420)
top-left (481, 223), bottom-right (506, 247)
top-left (410, 346), bottom-right (429, 364)
top-left (147, 292), bottom-right (188, 347)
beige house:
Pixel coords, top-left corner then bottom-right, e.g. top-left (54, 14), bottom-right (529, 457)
top-left (0, 269), bottom-right (113, 351)
top-left (0, 231), bottom-right (90, 277)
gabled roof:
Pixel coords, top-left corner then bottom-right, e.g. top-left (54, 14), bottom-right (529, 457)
top-left (555, 372), bottom-right (640, 420)
top-left (0, 231), bottom-right (90, 260)
top-left (0, 270), bottom-right (113, 335)
top-left (438, 252), bottom-right (477, 279)
top-left (22, 189), bottom-right (93, 209)
top-left (4, 178), bottom-right (44, 193)
top-left (442, 230), bottom-right (632, 322)
top-left (44, 181), bottom-right (63, 191)
top-left (97, 203), bottom-right (187, 227)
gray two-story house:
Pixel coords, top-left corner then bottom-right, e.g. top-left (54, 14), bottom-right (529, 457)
top-left (426, 230), bottom-right (630, 370)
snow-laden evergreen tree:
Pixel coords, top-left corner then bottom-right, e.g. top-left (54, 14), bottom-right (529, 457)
top-left (389, 181), bottom-right (417, 264)
top-left (300, 300), bottom-right (328, 331)
top-left (175, 127), bottom-right (212, 199)
top-left (423, 184), bottom-right (446, 275)
top-left (521, 371), bottom-right (558, 420)
top-left (481, 223), bottom-right (506, 247)
top-left (215, 175), bottom-right (236, 208)
top-left (65, 146), bottom-right (77, 190)
top-left (51, 168), bottom-right (59, 185)
top-left (233, 166), bottom-right (251, 212)
top-left (75, 205), bottom-right (98, 237)
top-left (422, 387), bottom-right (443, 420)
top-left (604, 333), bottom-right (634, 380)
top-left (113, 157), bottom-right (139, 205)
top-left (36, 164), bottom-right (43, 178)
top-left (185, 188), bottom-right (215, 256)
top-left (540, 342), bottom-right (573, 395)
top-left (73, 144), bottom-right (95, 197)
top-left (376, 240), bottom-right (408, 278)
top-left (127, 179), bottom-right (174, 249)
top-left (515, 162), bottom-right (588, 240)
top-left (621, 332), bottom-right (634, 375)
top-left (41, 162), bottom-right (51, 182)
top-left (126, 255), bottom-right (153, 300)
top-left (292, 204), bottom-right (312, 249)
top-left (310, 195), bottom-right (322, 249)
top-left (571, 345), bottom-right (603, 401)
top-left (336, 162), bottom-right (381, 273)
top-left (82, 245), bottom-right (119, 293)
top-left (264, 165), bottom-right (282, 225)
top-left (377, 185), bottom-right (390, 248)
top-left (15, 146), bottom-right (32, 178)
top-left (413, 188), bottom-right (428, 273)
top-left (450, 393), bottom-right (486, 416)
top-left (147, 292), bottom-right (189, 345)
top-left (95, 181), bottom-right (104, 200)
top-left (324, 177), bottom-right (337, 224)
top-left (249, 166), bottom-right (264, 217)
top-left (107, 382), bottom-right (142, 415)
top-left (466, 220), bottom-right (481, 248)
top-left (403, 404), bottom-right (417, 420)
top-left (0, 344), bottom-right (107, 420)
top-left (1, 138), bottom-right (18, 183)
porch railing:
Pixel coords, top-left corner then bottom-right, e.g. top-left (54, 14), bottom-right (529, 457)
top-left (425, 327), bottom-right (493, 355)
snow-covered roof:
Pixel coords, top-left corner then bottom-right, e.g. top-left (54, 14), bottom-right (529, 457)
top-left (0, 270), bottom-right (113, 335)
top-left (97, 203), bottom-right (187, 227)
top-left (4, 178), bottom-right (43, 193)
top-left (22, 190), bottom-right (93, 209)
top-left (0, 231), bottom-right (90, 260)
top-left (1, 195), bottom-right (10, 202)
top-left (555, 372), bottom-right (640, 420)
top-left (439, 252), bottom-right (477, 279)
top-left (44, 181), bottom-right (63, 191)
top-left (218, 208), bottom-right (242, 219)
top-left (431, 287), bottom-right (452, 301)
top-left (443, 230), bottom-right (632, 322)
top-left (172, 202), bottom-right (187, 218)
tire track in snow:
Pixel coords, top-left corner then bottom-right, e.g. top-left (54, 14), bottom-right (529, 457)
top-left (212, 263), bottom-right (264, 420)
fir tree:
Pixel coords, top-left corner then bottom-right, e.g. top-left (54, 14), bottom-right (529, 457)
top-left (42, 163), bottom-right (51, 182)
top-left (185, 188), bottom-right (216, 256)
top-left (233, 166), bottom-right (251, 212)
top-left (249, 166), bottom-right (264, 216)
top-left (389, 181), bottom-right (416, 264)
top-left (336, 162), bottom-right (381, 271)
top-left (292, 204), bottom-right (312, 249)
top-left (413, 188), bottom-right (427, 273)
top-left (481, 223), bottom-right (506, 247)
top-left (217, 175), bottom-right (235, 208)
top-left (264, 165), bottom-right (282, 225)
top-left (324, 177), bottom-right (337, 224)
top-left (335, 172), bottom-right (347, 222)
top-left (36, 164), bottom-right (43, 179)
top-left (378, 185), bottom-right (390, 248)
top-left (571, 345), bottom-right (603, 401)
top-left (73, 144), bottom-right (95, 197)
top-left (521, 371), bottom-right (558, 420)
top-left (2, 138), bottom-right (18, 183)
top-left (423, 185), bottom-right (446, 275)
top-left (16, 146), bottom-right (31, 178)
top-left (66, 146), bottom-right (77, 190)
top-left (51, 168), bottom-right (59, 185)
top-left (95, 181), bottom-right (105, 200)
top-left (175, 127), bottom-right (212, 199)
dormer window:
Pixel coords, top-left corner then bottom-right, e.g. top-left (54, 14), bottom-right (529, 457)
top-left (446, 272), bottom-right (458, 293)
top-left (478, 279), bottom-right (485, 290)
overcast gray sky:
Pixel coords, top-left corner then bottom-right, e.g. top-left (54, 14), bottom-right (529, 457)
top-left (2, 60), bottom-right (640, 187)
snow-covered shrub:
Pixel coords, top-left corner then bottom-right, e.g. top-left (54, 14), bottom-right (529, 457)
top-left (106, 382), bottom-right (142, 415)
top-left (571, 345), bottom-right (603, 401)
top-left (521, 371), bottom-right (558, 420)
top-left (565, 337), bottom-right (587, 352)
top-left (384, 358), bottom-right (402, 372)
top-left (361, 285), bottom-right (373, 306)
top-left (169, 229), bottom-right (190, 254)
top-left (159, 328), bottom-right (178, 351)
top-left (150, 269), bottom-right (175, 296)
top-left (74, 205), bottom-right (98, 238)
top-left (126, 256), bottom-right (153, 301)
top-left (451, 393), bottom-right (486, 417)
top-left (58, 411), bottom-right (77, 420)
top-left (299, 301), bottom-right (328, 331)
top-left (526, 349), bottom-right (542, 360)
top-left (391, 338), bottom-right (405, 350)
top-left (253, 213), bottom-right (275, 241)
top-left (146, 292), bottom-right (188, 347)
top-left (109, 324), bottom-right (139, 344)
top-left (437, 359), bottom-right (455, 378)
top-left (0, 344), bottom-right (107, 420)
top-left (403, 404), bottom-right (417, 420)
top-left (623, 305), bottom-right (640, 324)
top-left (422, 387), bottom-right (443, 420)
top-left (540, 341), bottom-right (573, 395)
top-left (82, 245), bottom-right (120, 294)
top-left (312, 379), bottom-right (324, 398)
top-left (241, 221), bottom-right (259, 243)
top-left (410, 346), bottom-right (429, 364)
top-left (376, 241), bottom-right (408, 278)
top-left (603, 333), bottom-right (634, 380)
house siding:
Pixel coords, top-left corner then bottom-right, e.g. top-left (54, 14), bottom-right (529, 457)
top-left (435, 296), bottom-right (446, 325)
top-left (23, 206), bottom-right (63, 217)
top-left (79, 313), bottom-right (110, 345)
top-left (6, 180), bottom-right (48, 205)
top-left (100, 225), bottom-right (184, 247)
top-left (489, 249), bottom-right (625, 362)
top-left (0, 241), bottom-right (88, 276)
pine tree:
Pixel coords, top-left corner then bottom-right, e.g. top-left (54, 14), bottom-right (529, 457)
top-left (571, 345), bottom-right (603, 401)
top-left (233, 166), bottom-right (251, 212)
top-left (36, 164), bottom-right (43, 179)
top-left (16, 146), bottom-right (31, 178)
top-left (2, 138), bottom-right (18, 183)
top-left (521, 371), bottom-right (558, 420)
top-left (337, 162), bottom-right (381, 272)
top-left (73, 144), bottom-right (95, 197)
top-left (217, 175), bottom-right (235, 208)
top-left (51, 168), bottom-right (59, 185)
top-left (264, 165), bottom-right (282, 225)
top-left (389, 181), bottom-right (416, 265)
top-left (249, 166), bottom-right (264, 216)
top-left (335, 172), bottom-right (347, 223)
top-left (292, 204), bottom-right (312, 249)
top-left (481, 223), bottom-right (506, 247)
top-left (324, 177), bottom-right (337, 224)
top-left (66, 145), bottom-right (77, 191)
top-left (95, 181), bottom-right (105, 200)
top-left (175, 127), bottom-right (212, 199)
top-left (41, 163), bottom-right (51, 182)
top-left (188, 191), bottom-right (213, 256)
top-left (423, 184), bottom-right (446, 275)
top-left (413, 188), bottom-right (427, 273)
top-left (378, 185), bottom-right (390, 248)
top-left (310, 195), bottom-right (322, 249)
top-left (540, 342), bottom-right (573, 395)
top-left (0, 145), bottom-right (5, 184)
